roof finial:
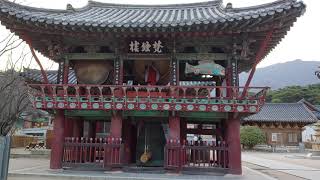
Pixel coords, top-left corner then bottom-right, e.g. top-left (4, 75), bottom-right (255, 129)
top-left (66, 4), bottom-right (75, 11)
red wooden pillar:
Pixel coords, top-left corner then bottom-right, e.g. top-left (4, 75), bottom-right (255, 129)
top-left (73, 118), bottom-right (83, 138)
top-left (226, 116), bottom-right (242, 175)
top-left (169, 115), bottom-right (180, 142)
top-left (105, 111), bottom-right (123, 167)
top-left (168, 114), bottom-right (181, 169)
top-left (110, 111), bottom-right (122, 139)
top-left (50, 110), bottom-right (65, 169)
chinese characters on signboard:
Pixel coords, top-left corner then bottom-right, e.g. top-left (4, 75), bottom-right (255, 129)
top-left (129, 40), bottom-right (164, 53)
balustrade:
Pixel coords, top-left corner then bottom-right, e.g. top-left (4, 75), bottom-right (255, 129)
top-left (165, 140), bottom-right (229, 171)
top-left (28, 84), bottom-right (268, 113)
top-left (62, 137), bottom-right (123, 169)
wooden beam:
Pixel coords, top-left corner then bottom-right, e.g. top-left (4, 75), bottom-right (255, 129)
top-left (28, 44), bottom-right (49, 84)
top-left (241, 29), bottom-right (274, 98)
top-left (65, 53), bottom-right (116, 60)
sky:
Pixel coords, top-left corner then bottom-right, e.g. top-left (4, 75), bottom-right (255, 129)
top-left (0, 0), bottom-right (319, 70)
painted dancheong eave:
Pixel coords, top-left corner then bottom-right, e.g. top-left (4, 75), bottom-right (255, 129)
top-left (28, 84), bottom-right (268, 113)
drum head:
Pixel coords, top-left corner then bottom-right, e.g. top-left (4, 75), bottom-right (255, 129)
top-left (74, 60), bottom-right (113, 84)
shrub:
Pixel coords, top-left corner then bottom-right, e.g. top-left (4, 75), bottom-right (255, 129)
top-left (240, 126), bottom-right (266, 149)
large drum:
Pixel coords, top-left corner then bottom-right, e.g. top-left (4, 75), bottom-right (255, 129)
top-left (74, 60), bottom-right (113, 84)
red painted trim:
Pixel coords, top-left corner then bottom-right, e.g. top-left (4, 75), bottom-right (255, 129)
top-left (28, 83), bottom-right (270, 89)
top-left (29, 84), bottom-right (267, 113)
top-left (242, 29), bottom-right (274, 98)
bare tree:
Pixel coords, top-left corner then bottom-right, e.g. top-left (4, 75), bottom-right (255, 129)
top-left (0, 2), bottom-right (30, 136)
top-left (0, 70), bottom-right (30, 136)
top-left (0, 0), bottom-right (29, 69)
top-left (0, 34), bottom-right (23, 58)
top-left (0, 2), bottom-right (39, 180)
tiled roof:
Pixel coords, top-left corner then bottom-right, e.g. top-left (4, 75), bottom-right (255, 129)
top-left (297, 99), bottom-right (320, 119)
top-left (313, 111), bottom-right (320, 119)
top-left (20, 68), bottom-right (77, 84)
top-left (243, 103), bottom-right (318, 124)
top-left (0, 0), bottom-right (305, 29)
top-left (311, 105), bottom-right (320, 119)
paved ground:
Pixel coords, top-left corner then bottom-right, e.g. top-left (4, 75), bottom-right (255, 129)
top-left (243, 151), bottom-right (320, 169)
top-left (7, 158), bottom-right (275, 180)
top-left (8, 169), bottom-right (275, 180)
top-left (8, 151), bottom-right (320, 180)
top-left (10, 148), bottom-right (31, 155)
top-left (10, 148), bottom-right (50, 158)
top-left (242, 151), bottom-right (320, 180)
top-left (243, 162), bottom-right (305, 180)
top-left (9, 158), bottom-right (48, 171)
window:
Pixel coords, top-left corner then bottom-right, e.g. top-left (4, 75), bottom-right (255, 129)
top-left (271, 133), bottom-right (278, 142)
top-left (288, 133), bottom-right (298, 143)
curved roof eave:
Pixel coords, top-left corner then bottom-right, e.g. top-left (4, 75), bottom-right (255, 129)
top-left (0, 0), bottom-right (306, 29)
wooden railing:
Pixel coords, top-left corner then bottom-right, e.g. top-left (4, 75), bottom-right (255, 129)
top-left (28, 84), bottom-right (268, 113)
top-left (165, 140), bottom-right (228, 171)
top-left (62, 137), bottom-right (123, 169)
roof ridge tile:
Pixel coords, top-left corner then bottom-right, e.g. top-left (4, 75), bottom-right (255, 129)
top-left (87, 0), bottom-right (223, 9)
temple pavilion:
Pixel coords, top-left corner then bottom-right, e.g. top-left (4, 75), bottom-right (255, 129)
top-left (0, 0), bottom-right (305, 175)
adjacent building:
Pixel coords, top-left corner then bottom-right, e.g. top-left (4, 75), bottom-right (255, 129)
top-left (243, 102), bottom-right (318, 146)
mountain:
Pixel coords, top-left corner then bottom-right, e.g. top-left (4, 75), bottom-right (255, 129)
top-left (239, 60), bottom-right (320, 89)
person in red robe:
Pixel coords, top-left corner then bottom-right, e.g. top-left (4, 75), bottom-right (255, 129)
top-left (144, 63), bottom-right (160, 85)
